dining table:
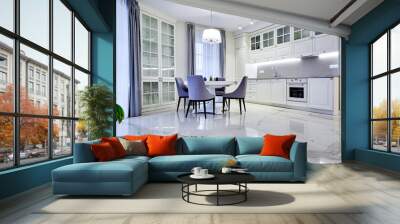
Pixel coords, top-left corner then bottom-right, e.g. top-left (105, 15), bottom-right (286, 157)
top-left (204, 80), bottom-right (237, 114)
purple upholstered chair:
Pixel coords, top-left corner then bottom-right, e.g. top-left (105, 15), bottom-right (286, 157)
top-left (223, 76), bottom-right (248, 114)
top-left (215, 77), bottom-right (226, 96)
top-left (175, 77), bottom-right (188, 112)
top-left (185, 75), bottom-right (215, 118)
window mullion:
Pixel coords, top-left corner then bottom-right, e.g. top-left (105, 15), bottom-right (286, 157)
top-left (14, 0), bottom-right (21, 167)
top-left (387, 29), bottom-right (391, 152)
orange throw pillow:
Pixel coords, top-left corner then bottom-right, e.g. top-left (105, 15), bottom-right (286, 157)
top-left (260, 134), bottom-right (296, 159)
top-left (124, 135), bottom-right (149, 142)
top-left (91, 142), bottom-right (117, 162)
top-left (146, 134), bottom-right (178, 157)
top-left (101, 137), bottom-right (127, 158)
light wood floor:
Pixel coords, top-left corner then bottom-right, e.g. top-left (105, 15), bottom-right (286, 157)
top-left (1, 162), bottom-right (400, 224)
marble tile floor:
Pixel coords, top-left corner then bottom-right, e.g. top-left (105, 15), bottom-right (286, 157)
top-left (117, 103), bottom-right (341, 164)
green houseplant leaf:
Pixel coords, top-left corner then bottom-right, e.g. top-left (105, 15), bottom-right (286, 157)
top-left (115, 104), bottom-right (125, 124)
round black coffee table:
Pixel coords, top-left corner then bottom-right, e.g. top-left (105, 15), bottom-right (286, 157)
top-left (177, 173), bottom-right (255, 206)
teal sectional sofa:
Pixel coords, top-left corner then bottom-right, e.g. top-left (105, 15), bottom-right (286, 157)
top-left (52, 136), bottom-right (307, 196)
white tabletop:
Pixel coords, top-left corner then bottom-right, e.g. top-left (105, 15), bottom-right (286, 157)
top-left (204, 81), bottom-right (236, 88)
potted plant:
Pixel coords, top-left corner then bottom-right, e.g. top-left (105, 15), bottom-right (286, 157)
top-left (79, 84), bottom-right (125, 140)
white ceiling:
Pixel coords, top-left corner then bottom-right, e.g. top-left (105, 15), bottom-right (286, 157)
top-left (140, 0), bottom-right (273, 32)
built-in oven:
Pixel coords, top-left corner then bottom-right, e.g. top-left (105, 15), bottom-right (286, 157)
top-left (287, 78), bottom-right (308, 103)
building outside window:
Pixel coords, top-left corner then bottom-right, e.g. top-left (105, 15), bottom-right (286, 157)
top-left (277, 26), bottom-right (290, 44)
top-left (250, 35), bottom-right (261, 50)
top-left (0, 0), bottom-right (91, 170)
top-left (370, 23), bottom-right (400, 153)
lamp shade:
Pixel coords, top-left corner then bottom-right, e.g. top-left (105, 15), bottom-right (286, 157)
top-left (202, 28), bottom-right (221, 44)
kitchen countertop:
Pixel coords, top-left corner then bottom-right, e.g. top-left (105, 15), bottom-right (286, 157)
top-left (248, 75), bottom-right (340, 80)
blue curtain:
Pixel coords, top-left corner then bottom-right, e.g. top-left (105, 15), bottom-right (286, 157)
top-left (219, 30), bottom-right (226, 78)
top-left (187, 23), bottom-right (195, 76)
top-left (128, 0), bottom-right (142, 117)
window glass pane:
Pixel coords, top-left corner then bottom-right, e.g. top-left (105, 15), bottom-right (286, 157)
top-left (372, 33), bottom-right (387, 76)
top-left (0, 0), bottom-right (14, 31)
top-left (0, 35), bottom-right (14, 112)
top-left (53, 0), bottom-right (72, 60)
top-left (0, 116), bottom-right (13, 170)
top-left (20, 0), bottom-right (49, 49)
top-left (20, 44), bottom-right (49, 115)
top-left (53, 119), bottom-right (72, 157)
top-left (75, 18), bottom-right (89, 70)
top-left (372, 76), bottom-right (387, 119)
top-left (391, 24), bottom-right (400, 70)
top-left (20, 117), bottom-right (49, 165)
top-left (75, 120), bottom-right (88, 143)
top-left (372, 121), bottom-right (388, 151)
top-left (391, 72), bottom-right (400, 118)
top-left (53, 59), bottom-right (72, 117)
top-left (74, 69), bottom-right (89, 118)
top-left (391, 120), bottom-right (400, 153)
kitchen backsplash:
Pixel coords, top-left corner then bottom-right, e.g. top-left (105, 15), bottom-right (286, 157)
top-left (256, 56), bottom-right (339, 79)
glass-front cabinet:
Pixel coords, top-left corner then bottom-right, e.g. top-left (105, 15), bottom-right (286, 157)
top-left (141, 13), bottom-right (175, 110)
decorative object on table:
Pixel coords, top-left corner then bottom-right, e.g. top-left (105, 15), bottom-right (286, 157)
top-left (222, 76), bottom-right (248, 114)
top-left (190, 167), bottom-right (214, 179)
top-left (79, 84), bottom-right (114, 140)
top-left (202, 10), bottom-right (221, 44)
top-left (177, 173), bottom-right (255, 206)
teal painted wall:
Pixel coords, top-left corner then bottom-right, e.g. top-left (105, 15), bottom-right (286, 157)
top-left (0, 0), bottom-right (115, 200)
top-left (343, 0), bottom-right (400, 171)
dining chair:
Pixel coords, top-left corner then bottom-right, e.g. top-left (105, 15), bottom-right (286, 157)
top-left (186, 75), bottom-right (215, 118)
top-left (175, 77), bottom-right (189, 112)
top-left (215, 77), bottom-right (226, 96)
top-left (222, 76), bottom-right (248, 114)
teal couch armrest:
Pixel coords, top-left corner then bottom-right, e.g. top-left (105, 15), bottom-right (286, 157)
top-left (73, 140), bottom-right (100, 163)
top-left (289, 142), bottom-right (307, 182)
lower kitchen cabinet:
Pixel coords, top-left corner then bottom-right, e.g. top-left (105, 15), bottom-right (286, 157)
top-left (308, 78), bottom-right (334, 110)
top-left (269, 79), bottom-right (286, 104)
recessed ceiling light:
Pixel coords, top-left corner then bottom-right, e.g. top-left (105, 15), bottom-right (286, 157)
top-left (249, 20), bottom-right (254, 25)
top-left (238, 26), bottom-right (243, 30)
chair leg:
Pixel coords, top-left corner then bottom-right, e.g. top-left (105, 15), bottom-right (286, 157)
top-left (177, 97), bottom-right (181, 112)
top-left (242, 99), bottom-right (246, 112)
top-left (239, 99), bottom-right (242, 114)
top-left (203, 101), bottom-right (207, 119)
top-left (222, 98), bottom-right (225, 112)
top-left (183, 98), bottom-right (187, 111)
top-left (185, 100), bottom-right (191, 118)
top-left (194, 101), bottom-right (198, 114)
top-left (212, 98), bottom-right (215, 115)
top-left (228, 99), bottom-right (231, 111)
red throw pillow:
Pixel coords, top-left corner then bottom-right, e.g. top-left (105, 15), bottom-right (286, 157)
top-left (260, 134), bottom-right (296, 159)
top-left (146, 134), bottom-right (178, 157)
top-left (101, 137), bottom-right (127, 158)
top-left (124, 135), bottom-right (149, 142)
top-left (91, 142), bottom-right (117, 162)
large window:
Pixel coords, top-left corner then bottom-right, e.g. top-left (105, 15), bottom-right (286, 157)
top-left (277, 26), bottom-right (290, 44)
top-left (0, 0), bottom-right (91, 170)
top-left (371, 23), bottom-right (400, 153)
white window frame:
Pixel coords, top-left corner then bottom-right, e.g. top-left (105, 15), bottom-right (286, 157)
top-left (250, 34), bottom-right (261, 51)
top-left (262, 30), bottom-right (274, 48)
top-left (276, 25), bottom-right (291, 45)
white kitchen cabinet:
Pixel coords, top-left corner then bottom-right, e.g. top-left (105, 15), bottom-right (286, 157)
top-left (293, 39), bottom-right (313, 57)
top-left (245, 64), bottom-right (258, 78)
top-left (269, 79), bottom-right (287, 104)
top-left (246, 79), bottom-right (257, 101)
top-left (314, 35), bottom-right (338, 55)
top-left (308, 78), bottom-right (334, 110)
top-left (274, 45), bottom-right (292, 59)
top-left (255, 80), bottom-right (269, 103)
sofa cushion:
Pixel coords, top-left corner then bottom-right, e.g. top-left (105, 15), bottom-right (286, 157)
top-left (101, 137), bottom-right (127, 158)
top-left (91, 142), bottom-right (118, 162)
top-left (147, 134), bottom-right (178, 157)
top-left (236, 155), bottom-right (293, 172)
top-left (236, 137), bottom-right (263, 155)
top-left (177, 136), bottom-right (236, 155)
top-left (53, 158), bottom-right (147, 183)
top-left (260, 134), bottom-right (296, 159)
top-left (149, 154), bottom-right (235, 172)
top-left (73, 140), bottom-right (100, 163)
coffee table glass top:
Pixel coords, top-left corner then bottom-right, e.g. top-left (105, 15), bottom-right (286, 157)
top-left (177, 172), bottom-right (255, 185)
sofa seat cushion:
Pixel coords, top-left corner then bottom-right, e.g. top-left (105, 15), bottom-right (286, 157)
top-left (149, 154), bottom-right (235, 172)
top-left (53, 158), bottom-right (147, 183)
top-left (236, 155), bottom-right (293, 172)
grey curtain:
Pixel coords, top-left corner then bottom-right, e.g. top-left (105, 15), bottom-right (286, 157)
top-left (128, 0), bottom-right (142, 117)
top-left (219, 30), bottom-right (226, 78)
top-left (187, 23), bottom-right (195, 76)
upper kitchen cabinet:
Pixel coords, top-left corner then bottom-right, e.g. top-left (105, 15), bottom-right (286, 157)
top-left (293, 39), bottom-right (313, 57)
top-left (314, 35), bottom-right (339, 55)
